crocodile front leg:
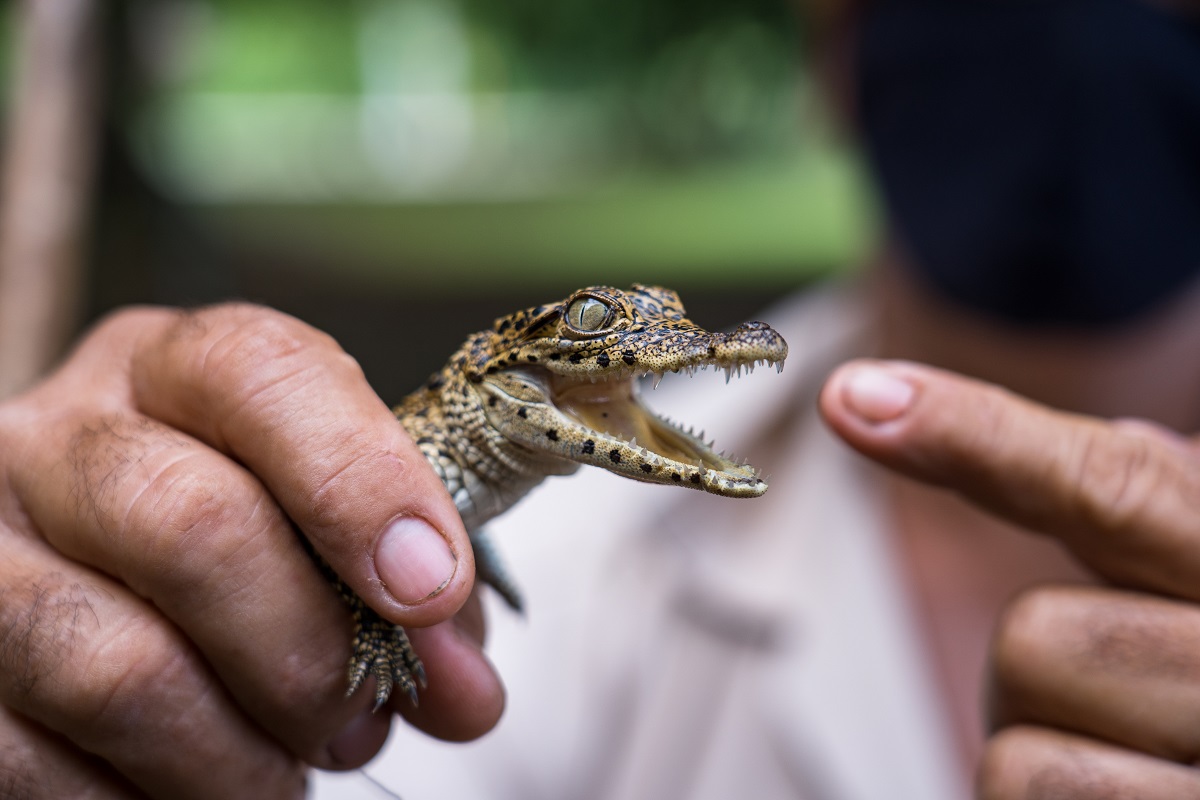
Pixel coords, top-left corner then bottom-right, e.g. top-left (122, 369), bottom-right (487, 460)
top-left (306, 538), bottom-right (427, 710)
top-left (341, 585), bottom-right (426, 710)
top-left (330, 533), bottom-right (522, 710)
top-left (338, 532), bottom-right (521, 709)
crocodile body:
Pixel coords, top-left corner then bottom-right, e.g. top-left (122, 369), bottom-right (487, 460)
top-left (340, 284), bottom-right (788, 708)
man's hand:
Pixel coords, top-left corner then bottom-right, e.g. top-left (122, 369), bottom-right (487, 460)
top-left (0, 304), bottom-right (504, 799)
top-left (821, 359), bottom-right (1200, 797)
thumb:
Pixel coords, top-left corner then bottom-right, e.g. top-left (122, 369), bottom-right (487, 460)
top-left (819, 360), bottom-right (1200, 598)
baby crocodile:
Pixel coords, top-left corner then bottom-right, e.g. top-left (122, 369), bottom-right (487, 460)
top-left (339, 284), bottom-right (788, 708)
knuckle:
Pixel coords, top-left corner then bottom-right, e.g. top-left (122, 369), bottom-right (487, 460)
top-left (0, 750), bottom-right (48, 798)
top-left (124, 453), bottom-right (269, 587)
top-left (333, 349), bottom-right (367, 385)
top-left (308, 445), bottom-right (403, 534)
top-left (0, 575), bottom-right (98, 701)
top-left (76, 618), bottom-right (192, 726)
top-left (991, 586), bottom-right (1073, 689)
top-left (979, 728), bottom-right (1160, 800)
top-left (71, 617), bottom-right (229, 766)
top-left (134, 455), bottom-right (229, 538)
top-left (193, 306), bottom-right (350, 419)
top-left (977, 727), bottom-right (1099, 800)
top-left (60, 413), bottom-right (219, 538)
top-left (65, 413), bottom-right (164, 530)
top-left (1068, 424), bottom-right (1161, 534)
top-left (0, 706), bottom-right (129, 799)
top-left (0, 741), bottom-right (64, 800)
top-left (231, 304), bottom-right (337, 357)
top-left (203, 307), bottom-right (317, 381)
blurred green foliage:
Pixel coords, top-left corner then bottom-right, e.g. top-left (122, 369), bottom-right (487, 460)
top-left (459, 0), bottom-right (801, 89)
top-left (117, 0), bottom-right (874, 289)
top-left (203, 149), bottom-right (870, 293)
top-left (0, 6), bottom-right (13, 112)
top-left (189, 1), bottom-right (362, 93)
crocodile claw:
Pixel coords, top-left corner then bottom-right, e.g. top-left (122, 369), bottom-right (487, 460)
top-left (345, 599), bottom-right (427, 710)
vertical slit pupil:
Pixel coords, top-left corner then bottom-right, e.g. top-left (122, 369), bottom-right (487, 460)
top-left (568, 298), bottom-right (611, 331)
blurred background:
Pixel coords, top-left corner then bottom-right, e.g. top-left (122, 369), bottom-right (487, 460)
top-left (0, 0), bottom-right (876, 401)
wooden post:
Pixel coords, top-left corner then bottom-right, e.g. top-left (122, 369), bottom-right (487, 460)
top-left (0, 0), bottom-right (102, 398)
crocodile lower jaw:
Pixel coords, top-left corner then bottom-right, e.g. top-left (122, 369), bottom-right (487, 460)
top-left (548, 370), bottom-right (766, 496)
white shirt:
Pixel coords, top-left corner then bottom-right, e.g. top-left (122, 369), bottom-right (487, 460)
top-left (315, 286), bottom-right (968, 800)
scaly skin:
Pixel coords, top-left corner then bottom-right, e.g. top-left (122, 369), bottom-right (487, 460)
top-left (340, 284), bottom-right (788, 708)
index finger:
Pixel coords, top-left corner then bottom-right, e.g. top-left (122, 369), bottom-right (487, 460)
top-left (820, 360), bottom-right (1200, 597)
top-left (125, 304), bottom-right (475, 628)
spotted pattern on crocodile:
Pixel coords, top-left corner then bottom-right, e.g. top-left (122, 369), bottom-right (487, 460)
top-left (334, 284), bottom-right (788, 711)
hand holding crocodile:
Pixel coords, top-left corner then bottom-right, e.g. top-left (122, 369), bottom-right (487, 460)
top-left (0, 304), bottom-right (496, 798)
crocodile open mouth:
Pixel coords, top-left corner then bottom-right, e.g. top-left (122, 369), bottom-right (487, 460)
top-left (546, 366), bottom-right (769, 495)
top-left (479, 310), bottom-right (786, 498)
top-left (551, 375), bottom-right (726, 465)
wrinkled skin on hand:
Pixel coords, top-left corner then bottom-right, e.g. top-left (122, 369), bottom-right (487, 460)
top-left (0, 304), bottom-right (504, 799)
top-left (822, 359), bottom-right (1200, 799)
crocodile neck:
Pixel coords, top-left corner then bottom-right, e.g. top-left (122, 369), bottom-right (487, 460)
top-left (395, 368), bottom-right (578, 532)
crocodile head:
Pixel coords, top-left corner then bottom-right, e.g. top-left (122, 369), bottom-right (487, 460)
top-left (465, 284), bottom-right (788, 497)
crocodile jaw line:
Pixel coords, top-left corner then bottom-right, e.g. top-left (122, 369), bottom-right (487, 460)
top-left (530, 368), bottom-right (766, 496)
top-left (552, 377), bottom-right (733, 468)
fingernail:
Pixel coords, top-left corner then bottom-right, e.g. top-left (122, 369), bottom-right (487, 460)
top-left (842, 365), bottom-right (916, 423)
top-left (376, 517), bottom-right (457, 604)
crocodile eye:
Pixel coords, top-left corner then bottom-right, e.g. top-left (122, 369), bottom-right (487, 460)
top-left (565, 296), bottom-right (614, 332)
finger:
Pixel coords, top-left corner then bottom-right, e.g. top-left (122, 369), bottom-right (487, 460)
top-left (0, 532), bottom-right (305, 800)
top-left (451, 585), bottom-right (489, 648)
top-left (124, 304), bottom-right (474, 627)
top-left (5, 408), bottom-right (385, 767)
top-left (393, 594), bottom-right (504, 742)
top-left (979, 726), bottom-right (1200, 799)
top-left (0, 706), bottom-right (142, 799)
top-left (820, 360), bottom-right (1200, 596)
top-left (990, 586), bottom-right (1200, 762)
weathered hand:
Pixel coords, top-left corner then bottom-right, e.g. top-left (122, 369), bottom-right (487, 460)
top-left (821, 360), bottom-right (1200, 797)
top-left (0, 304), bottom-right (503, 799)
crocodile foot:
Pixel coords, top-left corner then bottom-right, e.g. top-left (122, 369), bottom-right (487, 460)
top-left (345, 599), bottom-right (427, 710)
